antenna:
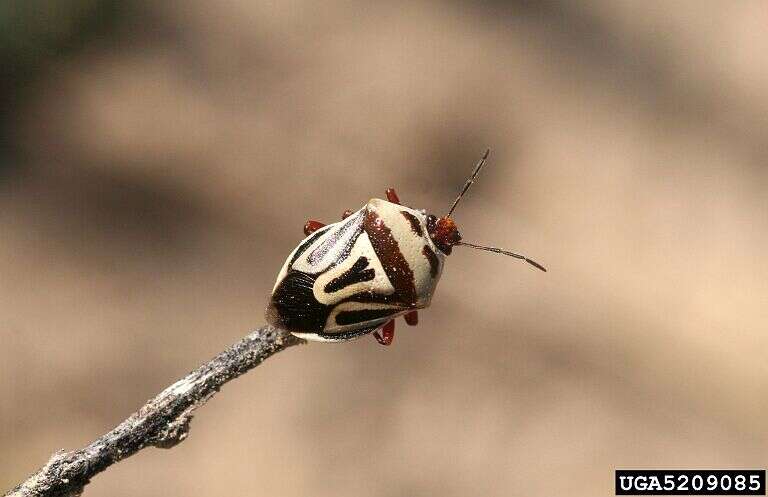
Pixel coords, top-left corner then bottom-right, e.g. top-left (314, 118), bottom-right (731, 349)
top-left (456, 241), bottom-right (547, 272)
top-left (446, 148), bottom-right (490, 218)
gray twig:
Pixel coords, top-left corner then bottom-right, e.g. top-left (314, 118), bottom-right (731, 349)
top-left (5, 325), bottom-right (304, 497)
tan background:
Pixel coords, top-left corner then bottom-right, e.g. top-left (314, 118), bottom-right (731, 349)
top-left (2, 1), bottom-right (767, 495)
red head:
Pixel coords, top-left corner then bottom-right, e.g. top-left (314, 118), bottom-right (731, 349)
top-left (426, 215), bottom-right (461, 255)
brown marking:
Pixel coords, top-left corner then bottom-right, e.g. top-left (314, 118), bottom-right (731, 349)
top-left (422, 245), bottom-right (440, 278)
top-left (364, 209), bottom-right (417, 304)
top-left (342, 209), bottom-right (353, 219)
top-left (400, 210), bottom-right (423, 236)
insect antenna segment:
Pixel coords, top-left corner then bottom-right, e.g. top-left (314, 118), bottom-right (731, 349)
top-left (446, 148), bottom-right (491, 218)
top-left (456, 241), bottom-right (547, 272)
top-left (441, 148), bottom-right (547, 272)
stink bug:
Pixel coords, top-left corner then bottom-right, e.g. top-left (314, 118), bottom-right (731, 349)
top-left (265, 150), bottom-right (545, 346)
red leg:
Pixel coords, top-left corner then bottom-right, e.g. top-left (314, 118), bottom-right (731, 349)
top-left (373, 320), bottom-right (395, 346)
top-left (342, 209), bottom-right (353, 219)
top-left (304, 220), bottom-right (326, 236)
top-left (385, 188), bottom-right (401, 205)
top-left (404, 310), bottom-right (418, 326)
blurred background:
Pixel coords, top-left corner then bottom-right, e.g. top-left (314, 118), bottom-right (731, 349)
top-left (2, 1), bottom-right (767, 495)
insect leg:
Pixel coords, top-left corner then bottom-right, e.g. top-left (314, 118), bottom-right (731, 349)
top-left (373, 320), bottom-right (395, 346)
top-left (303, 220), bottom-right (326, 236)
top-left (404, 310), bottom-right (418, 326)
top-left (385, 188), bottom-right (401, 204)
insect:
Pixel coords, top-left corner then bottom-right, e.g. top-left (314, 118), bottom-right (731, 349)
top-left (265, 150), bottom-right (546, 346)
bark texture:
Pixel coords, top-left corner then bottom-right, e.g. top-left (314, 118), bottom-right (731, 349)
top-left (5, 325), bottom-right (304, 497)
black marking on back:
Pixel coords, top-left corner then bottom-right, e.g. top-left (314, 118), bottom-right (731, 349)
top-left (335, 308), bottom-right (398, 325)
top-left (267, 270), bottom-right (329, 333)
top-left (324, 256), bottom-right (375, 293)
top-left (422, 245), bottom-right (440, 278)
top-left (400, 210), bottom-right (423, 236)
top-left (342, 289), bottom-right (414, 307)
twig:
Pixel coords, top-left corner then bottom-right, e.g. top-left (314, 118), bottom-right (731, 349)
top-left (5, 325), bottom-right (305, 497)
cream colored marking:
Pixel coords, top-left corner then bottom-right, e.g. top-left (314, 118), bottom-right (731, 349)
top-left (291, 330), bottom-right (375, 342)
top-left (312, 232), bottom-right (394, 305)
top-left (366, 199), bottom-right (445, 306)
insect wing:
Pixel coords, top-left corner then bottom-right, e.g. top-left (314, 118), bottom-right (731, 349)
top-left (268, 208), bottom-right (407, 339)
